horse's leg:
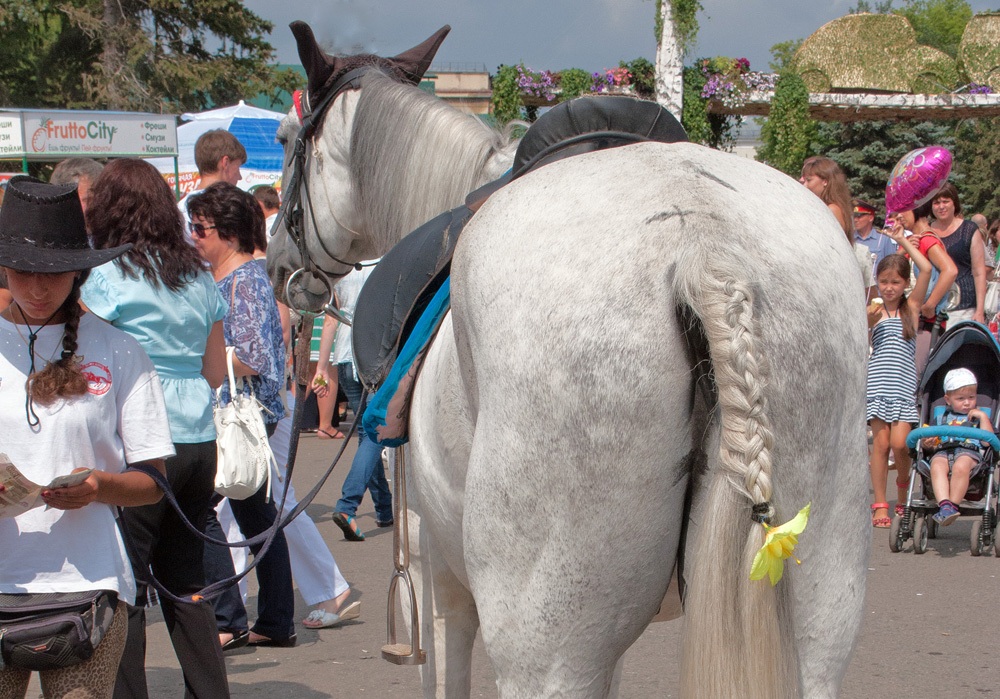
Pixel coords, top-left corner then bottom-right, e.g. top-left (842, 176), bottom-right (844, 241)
top-left (402, 506), bottom-right (479, 699)
top-left (408, 319), bottom-right (481, 699)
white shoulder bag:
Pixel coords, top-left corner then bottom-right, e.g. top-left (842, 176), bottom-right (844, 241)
top-left (985, 280), bottom-right (1000, 318)
top-left (214, 347), bottom-right (275, 500)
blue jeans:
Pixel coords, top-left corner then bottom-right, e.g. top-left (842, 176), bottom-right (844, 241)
top-left (336, 363), bottom-right (393, 522)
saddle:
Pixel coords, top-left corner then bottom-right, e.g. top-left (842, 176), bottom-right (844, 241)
top-left (353, 95), bottom-right (688, 392)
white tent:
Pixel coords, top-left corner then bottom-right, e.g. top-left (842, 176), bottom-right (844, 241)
top-left (148, 100), bottom-right (286, 196)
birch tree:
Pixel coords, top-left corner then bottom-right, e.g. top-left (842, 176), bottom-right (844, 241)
top-left (654, 0), bottom-right (684, 119)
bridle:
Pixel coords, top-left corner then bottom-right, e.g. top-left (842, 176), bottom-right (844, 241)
top-left (278, 67), bottom-right (379, 325)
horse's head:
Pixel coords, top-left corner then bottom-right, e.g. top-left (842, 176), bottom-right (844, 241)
top-left (266, 20), bottom-right (450, 311)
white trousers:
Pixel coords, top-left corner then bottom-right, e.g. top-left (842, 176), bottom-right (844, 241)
top-left (219, 392), bottom-right (349, 606)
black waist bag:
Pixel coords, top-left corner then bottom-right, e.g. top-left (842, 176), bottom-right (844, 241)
top-left (0, 591), bottom-right (117, 671)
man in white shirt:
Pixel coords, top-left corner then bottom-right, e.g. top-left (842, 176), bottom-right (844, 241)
top-left (177, 130), bottom-right (247, 241)
top-left (251, 185), bottom-right (281, 241)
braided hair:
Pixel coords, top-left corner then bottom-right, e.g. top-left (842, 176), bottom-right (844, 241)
top-left (27, 272), bottom-right (90, 406)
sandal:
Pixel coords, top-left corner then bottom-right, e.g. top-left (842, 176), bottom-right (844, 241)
top-left (871, 503), bottom-right (891, 528)
top-left (332, 512), bottom-right (365, 541)
top-left (895, 503), bottom-right (906, 516)
top-left (317, 428), bottom-right (345, 440)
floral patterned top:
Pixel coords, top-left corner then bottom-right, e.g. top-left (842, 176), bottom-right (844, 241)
top-left (216, 260), bottom-right (286, 424)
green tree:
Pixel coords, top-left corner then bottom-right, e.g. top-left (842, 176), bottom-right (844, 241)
top-left (954, 118), bottom-right (1000, 220)
top-left (0, 1), bottom-right (99, 108)
top-left (0, 0), bottom-right (300, 112)
top-left (818, 120), bottom-right (956, 206)
top-left (896, 0), bottom-right (973, 58)
top-left (849, 1), bottom-right (895, 13)
top-left (756, 73), bottom-right (819, 176)
top-left (768, 39), bottom-right (803, 72)
top-left (490, 64), bottom-right (522, 127)
top-left (558, 68), bottom-right (592, 101)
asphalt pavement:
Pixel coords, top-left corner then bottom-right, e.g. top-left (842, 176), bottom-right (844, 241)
top-left (33, 429), bottom-right (1000, 698)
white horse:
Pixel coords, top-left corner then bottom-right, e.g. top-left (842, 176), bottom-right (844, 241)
top-left (268, 28), bottom-right (871, 699)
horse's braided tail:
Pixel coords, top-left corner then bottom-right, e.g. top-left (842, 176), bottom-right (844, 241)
top-left (677, 269), bottom-right (797, 699)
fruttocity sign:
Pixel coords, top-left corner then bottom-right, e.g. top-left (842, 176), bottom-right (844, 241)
top-left (0, 109), bottom-right (177, 159)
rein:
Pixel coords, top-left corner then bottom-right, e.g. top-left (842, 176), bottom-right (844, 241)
top-left (117, 320), bottom-right (368, 606)
top-left (280, 68), bottom-right (379, 323)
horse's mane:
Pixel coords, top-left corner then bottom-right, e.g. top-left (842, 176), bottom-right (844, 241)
top-left (350, 71), bottom-right (520, 253)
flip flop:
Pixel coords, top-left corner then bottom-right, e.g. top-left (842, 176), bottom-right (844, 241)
top-left (302, 601), bottom-right (361, 629)
top-left (317, 428), bottom-right (345, 440)
top-left (220, 629), bottom-right (249, 652)
top-left (332, 512), bottom-right (365, 541)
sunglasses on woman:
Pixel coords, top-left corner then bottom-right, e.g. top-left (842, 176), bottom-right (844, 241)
top-left (191, 223), bottom-right (217, 239)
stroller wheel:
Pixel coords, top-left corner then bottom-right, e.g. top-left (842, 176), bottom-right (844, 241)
top-left (914, 517), bottom-right (928, 554)
top-left (889, 515), bottom-right (904, 553)
top-left (972, 519), bottom-right (986, 556)
top-left (927, 516), bottom-right (938, 539)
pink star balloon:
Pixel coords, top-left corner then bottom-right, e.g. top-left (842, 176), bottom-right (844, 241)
top-left (885, 146), bottom-right (952, 214)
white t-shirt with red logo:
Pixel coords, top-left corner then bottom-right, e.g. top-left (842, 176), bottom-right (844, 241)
top-left (0, 312), bottom-right (174, 604)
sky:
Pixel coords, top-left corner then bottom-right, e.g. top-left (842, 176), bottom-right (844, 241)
top-left (243, 0), bottom-right (999, 75)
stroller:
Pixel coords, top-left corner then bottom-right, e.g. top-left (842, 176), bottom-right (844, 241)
top-left (890, 321), bottom-right (1000, 555)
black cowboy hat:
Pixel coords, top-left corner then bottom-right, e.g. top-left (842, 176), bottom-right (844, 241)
top-left (0, 177), bottom-right (131, 273)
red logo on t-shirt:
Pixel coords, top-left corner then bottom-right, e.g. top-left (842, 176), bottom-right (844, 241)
top-left (81, 362), bottom-right (112, 395)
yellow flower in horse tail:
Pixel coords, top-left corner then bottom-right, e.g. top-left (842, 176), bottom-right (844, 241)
top-left (749, 502), bottom-right (811, 586)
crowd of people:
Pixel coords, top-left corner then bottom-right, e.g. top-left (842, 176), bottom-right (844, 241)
top-left (797, 153), bottom-right (1000, 531)
top-left (0, 129), bottom-right (386, 699)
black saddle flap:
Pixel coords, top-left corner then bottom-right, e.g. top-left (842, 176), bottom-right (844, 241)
top-left (352, 206), bottom-right (472, 389)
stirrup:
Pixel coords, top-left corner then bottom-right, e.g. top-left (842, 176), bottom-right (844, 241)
top-left (382, 446), bottom-right (426, 665)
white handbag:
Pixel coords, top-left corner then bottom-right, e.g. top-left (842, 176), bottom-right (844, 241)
top-left (213, 347), bottom-right (274, 500)
top-left (985, 281), bottom-right (1000, 318)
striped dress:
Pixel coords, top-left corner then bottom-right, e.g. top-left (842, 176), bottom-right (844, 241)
top-left (866, 315), bottom-right (919, 423)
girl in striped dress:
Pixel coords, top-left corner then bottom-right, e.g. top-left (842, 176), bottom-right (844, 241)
top-left (867, 221), bottom-right (932, 527)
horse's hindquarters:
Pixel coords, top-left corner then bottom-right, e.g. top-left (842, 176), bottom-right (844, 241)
top-left (449, 180), bottom-right (700, 696)
top-left (449, 142), bottom-right (869, 698)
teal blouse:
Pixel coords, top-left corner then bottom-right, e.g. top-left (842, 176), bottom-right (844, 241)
top-left (81, 260), bottom-right (228, 443)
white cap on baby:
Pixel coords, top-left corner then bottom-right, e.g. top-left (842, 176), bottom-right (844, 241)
top-left (944, 367), bottom-right (977, 392)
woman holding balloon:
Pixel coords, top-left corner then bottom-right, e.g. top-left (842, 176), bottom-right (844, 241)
top-left (884, 148), bottom-right (958, 370)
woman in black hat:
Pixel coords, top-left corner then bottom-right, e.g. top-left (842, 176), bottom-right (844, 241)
top-left (0, 177), bottom-right (173, 698)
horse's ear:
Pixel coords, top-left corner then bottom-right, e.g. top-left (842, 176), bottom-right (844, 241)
top-left (290, 21), bottom-right (337, 96)
top-left (389, 25), bottom-right (451, 85)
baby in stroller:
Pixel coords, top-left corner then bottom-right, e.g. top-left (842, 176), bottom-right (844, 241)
top-left (893, 321), bottom-right (1000, 555)
top-left (921, 368), bottom-right (995, 525)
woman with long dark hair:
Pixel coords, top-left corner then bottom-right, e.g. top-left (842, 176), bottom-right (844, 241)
top-left (82, 159), bottom-right (231, 698)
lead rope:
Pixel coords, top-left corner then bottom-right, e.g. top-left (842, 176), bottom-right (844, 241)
top-left (117, 315), bottom-right (363, 604)
top-left (12, 303), bottom-right (63, 427)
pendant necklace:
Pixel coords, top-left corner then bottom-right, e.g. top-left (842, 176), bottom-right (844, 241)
top-left (10, 304), bottom-right (65, 427)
